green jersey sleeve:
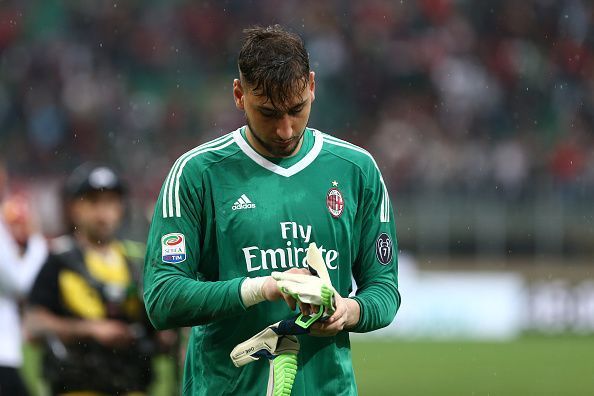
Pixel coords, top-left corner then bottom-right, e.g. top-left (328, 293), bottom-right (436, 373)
top-left (143, 160), bottom-right (246, 330)
top-left (350, 160), bottom-right (400, 333)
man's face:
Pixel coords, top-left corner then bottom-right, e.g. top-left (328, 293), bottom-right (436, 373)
top-left (233, 71), bottom-right (315, 158)
top-left (70, 191), bottom-right (124, 245)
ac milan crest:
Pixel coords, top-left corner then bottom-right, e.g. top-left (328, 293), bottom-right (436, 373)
top-left (326, 187), bottom-right (344, 218)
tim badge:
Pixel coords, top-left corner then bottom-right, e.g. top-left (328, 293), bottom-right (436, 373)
top-left (162, 233), bottom-right (186, 264)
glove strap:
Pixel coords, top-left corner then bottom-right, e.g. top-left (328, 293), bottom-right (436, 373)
top-left (294, 284), bottom-right (336, 329)
top-left (295, 309), bottom-right (324, 329)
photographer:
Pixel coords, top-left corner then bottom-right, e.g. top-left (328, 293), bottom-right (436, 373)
top-left (24, 164), bottom-right (159, 395)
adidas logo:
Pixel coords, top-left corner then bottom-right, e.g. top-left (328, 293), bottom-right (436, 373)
top-left (232, 194), bottom-right (256, 211)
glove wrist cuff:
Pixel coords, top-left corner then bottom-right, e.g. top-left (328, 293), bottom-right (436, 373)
top-left (241, 276), bottom-right (268, 307)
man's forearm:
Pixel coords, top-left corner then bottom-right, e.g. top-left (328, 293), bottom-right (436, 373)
top-left (24, 307), bottom-right (94, 343)
top-left (144, 274), bottom-right (246, 330)
top-left (350, 282), bottom-right (400, 333)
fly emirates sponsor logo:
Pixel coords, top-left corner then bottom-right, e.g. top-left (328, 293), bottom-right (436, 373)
top-left (242, 222), bottom-right (339, 273)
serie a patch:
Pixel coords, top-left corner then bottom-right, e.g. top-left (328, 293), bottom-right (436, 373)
top-left (162, 233), bottom-right (186, 264)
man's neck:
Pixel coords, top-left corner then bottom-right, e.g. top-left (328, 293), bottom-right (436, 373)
top-left (75, 232), bottom-right (113, 254)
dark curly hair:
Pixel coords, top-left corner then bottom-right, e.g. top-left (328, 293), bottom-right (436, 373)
top-left (238, 25), bottom-right (310, 111)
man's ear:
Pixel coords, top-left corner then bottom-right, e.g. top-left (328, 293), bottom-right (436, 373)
top-left (233, 79), bottom-right (245, 110)
top-left (309, 71), bottom-right (316, 103)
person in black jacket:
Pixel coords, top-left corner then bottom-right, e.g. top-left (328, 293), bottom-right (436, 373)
top-left (24, 163), bottom-right (158, 396)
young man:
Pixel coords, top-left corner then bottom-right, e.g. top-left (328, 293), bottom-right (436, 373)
top-left (25, 164), bottom-right (158, 395)
top-left (144, 25), bottom-right (400, 395)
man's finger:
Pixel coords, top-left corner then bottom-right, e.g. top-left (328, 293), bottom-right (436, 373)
top-left (298, 302), bottom-right (308, 315)
top-left (282, 294), bottom-right (296, 311)
top-left (272, 272), bottom-right (317, 284)
top-left (309, 322), bottom-right (340, 337)
top-left (325, 305), bottom-right (343, 324)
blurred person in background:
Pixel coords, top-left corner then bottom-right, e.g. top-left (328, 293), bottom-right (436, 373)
top-left (24, 163), bottom-right (164, 396)
top-left (0, 161), bottom-right (48, 396)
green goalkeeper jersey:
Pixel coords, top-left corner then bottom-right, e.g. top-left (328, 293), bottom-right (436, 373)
top-left (144, 126), bottom-right (400, 396)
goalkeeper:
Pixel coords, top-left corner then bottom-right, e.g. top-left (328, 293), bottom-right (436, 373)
top-left (144, 24), bottom-right (400, 396)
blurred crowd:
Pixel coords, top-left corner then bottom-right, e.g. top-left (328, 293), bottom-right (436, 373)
top-left (0, 0), bottom-right (592, 204)
top-left (1, 1), bottom-right (592, 393)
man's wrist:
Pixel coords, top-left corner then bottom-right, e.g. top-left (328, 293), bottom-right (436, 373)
top-left (72, 320), bottom-right (95, 339)
top-left (344, 298), bottom-right (361, 330)
top-left (240, 276), bottom-right (269, 307)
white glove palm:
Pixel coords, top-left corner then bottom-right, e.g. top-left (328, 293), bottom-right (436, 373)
top-left (272, 272), bottom-right (334, 306)
top-left (272, 243), bottom-right (337, 327)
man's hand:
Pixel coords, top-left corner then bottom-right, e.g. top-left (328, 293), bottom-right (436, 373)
top-left (262, 268), bottom-right (313, 312)
top-left (261, 242), bottom-right (361, 336)
top-left (85, 319), bottom-right (134, 347)
top-left (272, 271), bottom-right (335, 308)
top-left (310, 296), bottom-right (361, 337)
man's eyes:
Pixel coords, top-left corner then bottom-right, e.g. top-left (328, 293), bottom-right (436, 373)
top-left (261, 110), bottom-right (282, 118)
top-left (288, 107), bottom-right (304, 116)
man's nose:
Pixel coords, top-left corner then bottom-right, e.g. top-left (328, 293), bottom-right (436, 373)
top-left (276, 114), bottom-right (293, 140)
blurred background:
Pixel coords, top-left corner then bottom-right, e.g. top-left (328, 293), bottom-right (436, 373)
top-left (1, 0), bottom-right (593, 395)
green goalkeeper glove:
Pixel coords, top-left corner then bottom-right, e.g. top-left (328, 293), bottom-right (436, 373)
top-left (272, 243), bottom-right (337, 328)
top-left (230, 320), bottom-right (300, 396)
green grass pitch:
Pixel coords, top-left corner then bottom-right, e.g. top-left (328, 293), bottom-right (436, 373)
top-left (22, 336), bottom-right (594, 395)
top-left (352, 336), bottom-right (594, 395)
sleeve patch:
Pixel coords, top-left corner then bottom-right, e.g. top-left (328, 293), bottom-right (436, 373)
top-left (162, 233), bottom-right (187, 264)
top-left (376, 233), bottom-right (393, 265)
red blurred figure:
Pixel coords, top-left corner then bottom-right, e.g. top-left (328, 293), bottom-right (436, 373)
top-left (550, 140), bottom-right (586, 184)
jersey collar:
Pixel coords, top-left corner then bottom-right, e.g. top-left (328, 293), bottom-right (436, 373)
top-left (233, 127), bottom-right (324, 177)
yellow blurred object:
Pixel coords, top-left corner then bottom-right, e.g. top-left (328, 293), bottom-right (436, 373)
top-left (85, 243), bottom-right (130, 285)
top-left (59, 270), bottom-right (106, 319)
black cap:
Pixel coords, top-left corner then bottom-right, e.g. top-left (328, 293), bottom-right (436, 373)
top-left (64, 163), bottom-right (126, 199)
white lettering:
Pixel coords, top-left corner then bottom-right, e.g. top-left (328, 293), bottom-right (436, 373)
top-left (262, 248), bottom-right (287, 269)
top-left (294, 247), bottom-right (304, 268)
top-left (243, 247), bottom-right (260, 272)
top-left (243, 226), bottom-right (340, 273)
top-left (326, 250), bottom-right (338, 269)
top-left (299, 224), bottom-right (312, 244)
top-left (232, 203), bottom-right (256, 210)
top-left (280, 222), bottom-right (294, 240)
top-left (286, 241), bottom-right (293, 267)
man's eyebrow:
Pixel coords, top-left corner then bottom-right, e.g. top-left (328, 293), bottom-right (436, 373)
top-left (256, 105), bottom-right (279, 112)
top-left (288, 101), bottom-right (307, 110)
top-left (257, 100), bottom-right (306, 113)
